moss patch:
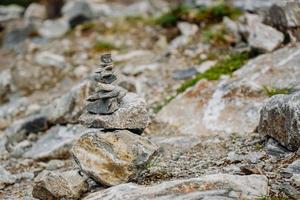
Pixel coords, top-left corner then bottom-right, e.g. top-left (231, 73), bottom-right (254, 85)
top-left (155, 3), bottom-right (242, 27)
top-left (262, 86), bottom-right (293, 97)
top-left (93, 40), bottom-right (117, 52)
top-left (154, 52), bottom-right (249, 113)
top-left (177, 52), bottom-right (249, 93)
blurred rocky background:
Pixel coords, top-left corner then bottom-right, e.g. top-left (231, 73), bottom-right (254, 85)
top-left (1, 0), bottom-right (300, 199)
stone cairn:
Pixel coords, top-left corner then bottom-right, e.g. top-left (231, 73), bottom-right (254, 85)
top-left (85, 53), bottom-right (125, 115)
top-left (71, 53), bottom-right (159, 187)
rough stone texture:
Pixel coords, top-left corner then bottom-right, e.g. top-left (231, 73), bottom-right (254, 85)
top-left (24, 3), bottom-right (46, 22)
top-left (247, 18), bottom-right (284, 52)
top-left (83, 174), bottom-right (268, 200)
top-left (284, 160), bottom-right (300, 174)
top-left (72, 130), bottom-right (159, 186)
top-left (0, 5), bottom-right (24, 22)
top-left (24, 125), bottom-right (87, 160)
top-left (43, 79), bottom-right (94, 124)
top-left (177, 22), bottom-right (198, 36)
top-left (258, 92), bottom-right (300, 151)
top-left (0, 97), bottom-right (34, 130)
top-left (80, 93), bottom-right (149, 133)
top-left (0, 166), bottom-right (16, 189)
top-left (62, 0), bottom-right (93, 27)
top-left (0, 69), bottom-right (13, 104)
top-left (32, 170), bottom-right (88, 200)
top-left (38, 19), bottom-right (70, 39)
top-left (2, 23), bottom-right (34, 48)
top-left (292, 174), bottom-right (300, 187)
top-left (5, 114), bottom-right (49, 144)
top-left (266, 2), bottom-right (300, 28)
top-left (156, 43), bottom-right (300, 137)
top-left (5, 80), bottom-right (93, 144)
top-left (35, 51), bottom-right (66, 69)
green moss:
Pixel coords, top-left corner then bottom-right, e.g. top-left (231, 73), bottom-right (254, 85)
top-left (155, 3), bottom-right (242, 27)
top-left (125, 16), bottom-right (155, 25)
top-left (197, 4), bottom-right (242, 22)
top-left (81, 21), bottom-right (96, 31)
top-left (177, 52), bottom-right (249, 93)
top-left (155, 4), bottom-right (191, 27)
top-left (93, 40), bottom-right (117, 52)
top-left (262, 86), bottom-right (292, 97)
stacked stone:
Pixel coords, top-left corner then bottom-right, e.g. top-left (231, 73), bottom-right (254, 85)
top-left (71, 53), bottom-right (158, 188)
top-left (86, 53), bottom-right (125, 115)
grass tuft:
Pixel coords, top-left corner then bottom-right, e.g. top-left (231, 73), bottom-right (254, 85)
top-left (262, 86), bottom-right (293, 97)
top-left (177, 52), bottom-right (249, 93)
top-left (93, 40), bottom-right (117, 52)
top-left (154, 52), bottom-right (249, 113)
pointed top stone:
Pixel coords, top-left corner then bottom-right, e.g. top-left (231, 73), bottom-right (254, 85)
top-left (101, 53), bottom-right (113, 64)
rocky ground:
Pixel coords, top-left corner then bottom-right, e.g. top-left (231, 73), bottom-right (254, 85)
top-left (0, 0), bottom-right (300, 199)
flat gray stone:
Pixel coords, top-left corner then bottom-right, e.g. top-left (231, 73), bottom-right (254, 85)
top-left (0, 5), bottom-right (24, 22)
top-left (5, 80), bottom-right (93, 144)
top-left (62, 0), bottom-right (93, 27)
top-left (248, 22), bottom-right (284, 52)
top-left (258, 91), bottom-right (300, 151)
top-left (43, 79), bottom-right (94, 124)
top-left (5, 114), bottom-right (49, 144)
top-left (72, 130), bottom-right (159, 186)
top-left (32, 170), bottom-right (88, 200)
top-left (24, 125), bottom-right (86, 160)
top-left (83, 174), bottom-right (268, 200)
top-left (80, 93), bottom-right (149, 133)
top-left (35, 51), bottom-right (66, 69)
top-left (38, 19), bottom-right (70, 39)
top-left (284, 160), bottom-right (300, 174)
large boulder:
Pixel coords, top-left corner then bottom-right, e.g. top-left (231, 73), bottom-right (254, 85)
top-left (24, 125), bottom-right (87, 160)
top-left (32, 170), bottom-right (88, 200)
top-left (79, 93), bottom-right (149, 134)
top-left (156, 43), bottom-right (300, 137)
top-left (258, 91), bottom-right (300, 151)
top-left (72, 130), bottom-right (159, 186)
top-left (83, 174), bottom-right (268, 200)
